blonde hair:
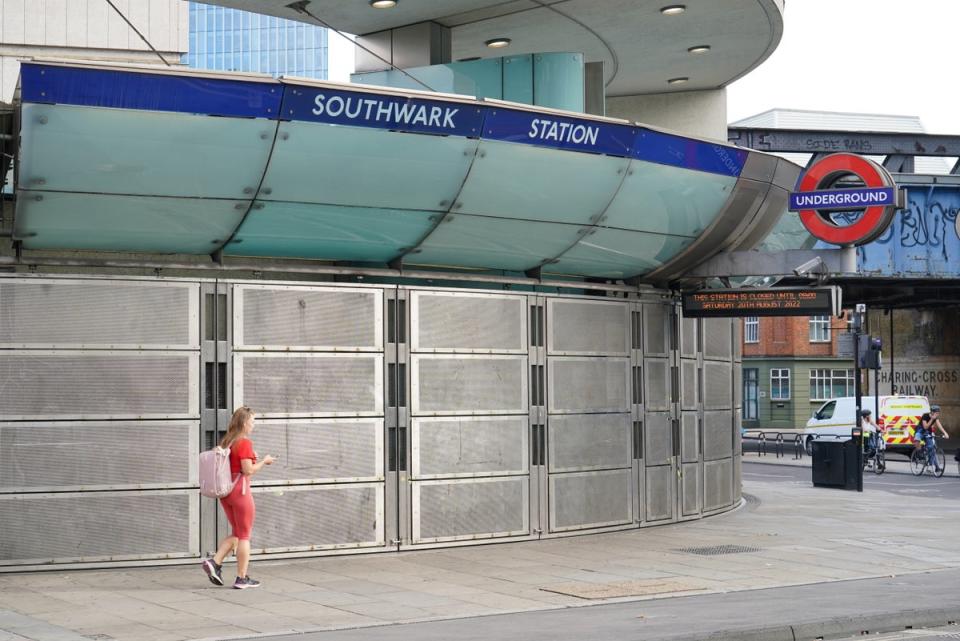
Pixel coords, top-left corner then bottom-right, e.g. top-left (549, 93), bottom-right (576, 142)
top-left (220, 406), bottom-right (254, 448)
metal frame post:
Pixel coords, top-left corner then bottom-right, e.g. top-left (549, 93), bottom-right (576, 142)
top-left (889, 309), bottom-right (895, 395)
top-left (853, 304), bottom-right (866, 492)
top-left (854, 306), bottom-right (862, 432)
top-left (874, 360), bottom-right (880, 419)
top-left (869, 310), bottom-right (879, 420)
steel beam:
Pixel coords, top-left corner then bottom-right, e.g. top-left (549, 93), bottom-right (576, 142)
top-left (805, 152), bottom-right (830, 169)
top-left (683, 248), bottom-right (857, 279)
top-left (728, 127), bottom-right (960, 157)
top-left (0, 254), bottom-right (648, 294)
top-left (883, 154), bottom-right (915, 173)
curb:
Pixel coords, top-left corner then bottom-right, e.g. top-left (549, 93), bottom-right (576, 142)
top-left (661, 606), bottom-right (960, 641)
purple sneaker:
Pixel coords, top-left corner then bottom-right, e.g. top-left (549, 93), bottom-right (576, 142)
top-left (233, 575), bottom-right (261, 590)
top-left (201, 558), bottom-right (224, 586)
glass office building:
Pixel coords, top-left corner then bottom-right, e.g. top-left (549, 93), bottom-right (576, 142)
top-left (184, 3), bottom-right (328, 79)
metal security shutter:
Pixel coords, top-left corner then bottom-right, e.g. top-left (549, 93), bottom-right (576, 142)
top-left (733, 318), bottom-right (744, 504)
top-left (1, 276), bottom-right (742, 569)
top-left (407, 291), bottom-right (530, 544)
top-left (0, 277), bottom-right (200, 568)
top-left (546, 298), bottom-right (633, 533)
top-left (231, 284), bottom-right (386, 553)
top-left (678, 315), bottom-right (702, 519)
top-left (642, 302), bottom-right (676, 523)
top-left (701, 317), bottom-right (737, 513)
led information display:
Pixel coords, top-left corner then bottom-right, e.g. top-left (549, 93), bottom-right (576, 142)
top-left (682, 287), bottom-right (838, 318)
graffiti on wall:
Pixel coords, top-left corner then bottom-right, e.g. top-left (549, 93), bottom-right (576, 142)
top-left (889, 189), bottom-right (959, 248)
top-left (841, 185), bottom-right (960, 277)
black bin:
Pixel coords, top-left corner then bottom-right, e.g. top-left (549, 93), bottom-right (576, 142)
top-left (811, 437), bottom-right (863, 491)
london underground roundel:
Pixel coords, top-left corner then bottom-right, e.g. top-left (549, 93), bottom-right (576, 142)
top-left (788, 153), bottom-right (901, 246)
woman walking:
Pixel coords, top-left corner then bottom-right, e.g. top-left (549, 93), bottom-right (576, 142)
top-left (202, 406), bottom-right (275, 589)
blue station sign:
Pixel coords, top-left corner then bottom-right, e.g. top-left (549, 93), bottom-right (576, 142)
top-left (18, 62), bottom-right (750, 178)
top-left (282, 87), bottom-right (484, 137)
top-left (788, 186), bottom-right (897, 212)
top-left (482, 108), bottom-right (636, 157)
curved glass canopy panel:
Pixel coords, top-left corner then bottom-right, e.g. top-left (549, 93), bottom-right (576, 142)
top-left (412, 215), bottom-right (584, 272)
top-left (15, 193), bottom-right (247, 253)
top-left (227, 202), bottom-right (435, 261)
top-left (18, 104), bottom-right (274, 199)
top-left (13, 62), bottom-right (794, 281)
top-left (760, 209), bottom-right (816, 252)
top-left (456, 140), bottom-right (630, 224)
top-left (260, 121), bottom-right (478, 210)
top-left (549, 228), bottom-right (696, 279)
top-left (603, 161), bottom-right (737, 236)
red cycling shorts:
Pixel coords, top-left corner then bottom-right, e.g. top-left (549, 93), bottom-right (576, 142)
top-left (220, 476), bottom-right (255, 541)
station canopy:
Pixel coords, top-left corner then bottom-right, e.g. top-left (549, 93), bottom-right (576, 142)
top-left (12, 61), bottom-right (798, 281)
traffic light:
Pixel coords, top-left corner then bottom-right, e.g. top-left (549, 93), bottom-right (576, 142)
top-left (857, 335), bottom-right (882, 369)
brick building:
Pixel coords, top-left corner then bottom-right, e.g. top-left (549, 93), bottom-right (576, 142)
top-left (741, 314), bottom-right (854, 431)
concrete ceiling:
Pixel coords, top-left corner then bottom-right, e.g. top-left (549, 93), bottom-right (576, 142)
top-left (201, 0), bottom-right (784, 96)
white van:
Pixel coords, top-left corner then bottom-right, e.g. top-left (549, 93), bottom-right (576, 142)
top-left (803, 395), bottom-right (930, 454)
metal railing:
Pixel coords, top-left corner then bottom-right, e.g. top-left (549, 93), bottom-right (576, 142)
top-left (741, 430), bottom-right (805, 459)
top-left (742, 430), bottom-right (877, 461)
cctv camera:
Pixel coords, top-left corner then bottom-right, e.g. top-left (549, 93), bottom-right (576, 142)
top-left (793, 257), bottom-right (825, 277)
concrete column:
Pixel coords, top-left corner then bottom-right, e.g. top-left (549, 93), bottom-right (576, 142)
top-left (606, 88), bottom-right (728, 140)
top-left (355, 22), bottom-right (451, 73)
top-left (584, 62), bottom-right (605, 116)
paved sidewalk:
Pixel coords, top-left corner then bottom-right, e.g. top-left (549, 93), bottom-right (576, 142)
top-left (1, 464), bottom-right (958, 641)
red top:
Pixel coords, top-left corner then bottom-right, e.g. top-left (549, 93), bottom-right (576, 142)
top-left (228, 437), bottom-right (257, 475)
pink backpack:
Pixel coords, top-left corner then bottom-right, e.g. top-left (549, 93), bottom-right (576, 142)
top-left (199, 446), bottom-right (238, 498)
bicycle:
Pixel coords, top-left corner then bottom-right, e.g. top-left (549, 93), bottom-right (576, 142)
top-left (862, 431), bottom-right (886, 475)
top-left (910, 433), bottom-right (945, 478)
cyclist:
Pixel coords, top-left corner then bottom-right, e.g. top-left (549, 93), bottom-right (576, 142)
top-left (861, 409), bottom-right (881, 455)
top-left (915, 405), bottom-right (949, 474)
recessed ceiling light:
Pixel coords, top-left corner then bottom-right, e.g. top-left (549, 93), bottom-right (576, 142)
top-left (667, 77), bottom-right (689, 85)
top-left (369, 0), bottom-right (397, 8)
top-left (485, 37), bottom-right (512, 49)
top-left (687, 45), bottom-right (710, 54)
top-left (660, 5), bottom-right (686, 15)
